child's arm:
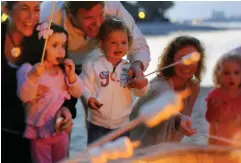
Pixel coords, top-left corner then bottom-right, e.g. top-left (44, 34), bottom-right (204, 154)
top-left (205, 99), bottom-right (224, 122)
top-left (17, 63), bottom-right (44, 103)
top-left (126, 64), bottom-right (149, 96)
top-left (64, 59), bottom-right (83, 98)
top-left (79, 61), bottom-right (96, 105)
top-left (65, 75), bottom-right (84, 98)
top-left (80, 62), bottom-right (103, 112)
top-left (206, 99), bottom-right (238, 122)
top-left (219, 104), bottom-right (238, 121)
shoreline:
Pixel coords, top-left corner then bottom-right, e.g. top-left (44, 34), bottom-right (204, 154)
top-left (136, 22), bottom-right (241, 36)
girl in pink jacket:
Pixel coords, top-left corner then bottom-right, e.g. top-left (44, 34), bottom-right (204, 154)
top-left (17, 23), bottom-right (83, 163)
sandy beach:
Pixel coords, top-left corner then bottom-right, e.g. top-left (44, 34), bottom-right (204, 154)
top-left (69, 23), bottom-right (241, 155)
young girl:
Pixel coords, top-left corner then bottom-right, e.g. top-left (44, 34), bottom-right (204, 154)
top-left (17, 23), bottom-right (83, 163)
top-left (206, 53), bottom-right (241, 146)
top-left (80, 17), bottom-right (149, 144)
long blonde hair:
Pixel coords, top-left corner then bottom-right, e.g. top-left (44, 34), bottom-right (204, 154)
top-left (213, 53), bottom-right (241, 87)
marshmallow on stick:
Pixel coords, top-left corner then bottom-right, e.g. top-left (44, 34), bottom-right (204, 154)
top-left (60, 90), bottom-right (191, 163)
top-left (61, 137), bottom-right (139, 163)
top-left (88, 137), bottom-right (139, 163)
top-left (140, 52), bottom-right (201, 79)
top-left (140, 89), bottom-right (190, 128)
top-left (181, 52), bottom-right (201, 65)
top-left (87, 89), bottom-right (190, 149)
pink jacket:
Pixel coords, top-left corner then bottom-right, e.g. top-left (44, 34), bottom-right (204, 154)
top-left (17, 63), bottom-right (83, 138)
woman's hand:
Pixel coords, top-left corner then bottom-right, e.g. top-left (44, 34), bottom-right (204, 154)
top-left (178, 114), bottom-right (197, 136)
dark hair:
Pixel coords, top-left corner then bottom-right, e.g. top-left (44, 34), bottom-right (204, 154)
top-left (2, 1), bottom-right (18, 10)
top-left (157, 35), bottom-right (205, 81)
top-left (97, 16), bottom-right (133, 47)
top-left (65, 1), bottom-right (104, 16)
top-left (213, 53), bottom-right (241, 87)
top-left (18, 23), bottom-right (69, 66)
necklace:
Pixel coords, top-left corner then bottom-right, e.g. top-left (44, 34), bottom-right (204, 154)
top-left (7, 32), bottom-right (21, 58)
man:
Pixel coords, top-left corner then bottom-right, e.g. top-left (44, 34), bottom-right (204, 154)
top-left (40, 1), bottom-right (150, 139)
top-left (40, 1), bottom-right (150, 80)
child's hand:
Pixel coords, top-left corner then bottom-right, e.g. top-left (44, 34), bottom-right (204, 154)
top-left (27, 63), bottom-right (45, 82)
top-left (127, 63), bottom-right (148, 89)
top-left (64, 59), bottom-right (75, 76)
top-left (64, 59), bottom-right (76, 84)
top-left (34, 63), bottom-right (45, 76)
top-left (88, 97), bottom-right (103, 115)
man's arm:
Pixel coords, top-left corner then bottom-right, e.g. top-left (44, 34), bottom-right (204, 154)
top-left (105, 2), bottom-right (151, 71)
top-left (62, 97), bottom-right (78, 119)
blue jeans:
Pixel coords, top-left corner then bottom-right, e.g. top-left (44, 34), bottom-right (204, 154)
top-left (87, 122), bottom-right (130, 145)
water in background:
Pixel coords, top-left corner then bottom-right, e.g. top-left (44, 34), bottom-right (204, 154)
top-left (70, 22), bottom-right (241, 155)
top-left (199, 21), bottom-right (241, 29)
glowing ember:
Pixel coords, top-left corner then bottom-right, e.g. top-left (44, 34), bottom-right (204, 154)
top-left (87, 137), bottom-right (139, 163)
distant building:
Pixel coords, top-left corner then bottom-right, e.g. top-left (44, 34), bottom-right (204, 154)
top-left (211, 10), bottom-right (227, 21)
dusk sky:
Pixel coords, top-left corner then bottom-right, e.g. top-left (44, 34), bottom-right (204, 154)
top-left (166, 1), bottom-right (241, 21)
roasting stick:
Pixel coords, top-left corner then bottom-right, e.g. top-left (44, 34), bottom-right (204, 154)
top-left (61, 89), bottom-right (191, 163)
top-left (40, 1), bottom-right (57, 63)
top-left (204, 133), bottom-right (241, 146)
top-left (61, 52), bottom-right (201, 163)
top-left (138, 52), bottom-right (201, 79)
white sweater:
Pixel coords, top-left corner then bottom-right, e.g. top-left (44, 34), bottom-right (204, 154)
top-left (40, 1), bottom-right (150, 69)
top-left (80, 55), bottom-right (149, 129)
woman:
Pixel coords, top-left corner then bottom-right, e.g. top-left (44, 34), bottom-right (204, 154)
top-left (1, 2), bottom-right (73, 162)
top-left (130, 36), bottom-right (206, 148)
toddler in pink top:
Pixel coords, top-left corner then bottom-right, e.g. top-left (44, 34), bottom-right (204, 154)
top-left (205, 53), bottom-right (241, 146)
top-left (17, 23), bottom-right (83, 163)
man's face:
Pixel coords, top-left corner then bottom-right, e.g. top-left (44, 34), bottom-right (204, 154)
top-left (74, 3), bottom-right (104, 37)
